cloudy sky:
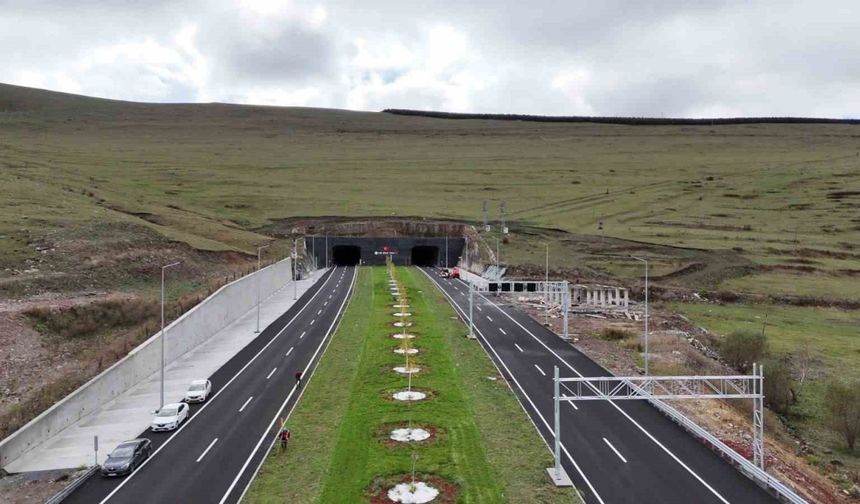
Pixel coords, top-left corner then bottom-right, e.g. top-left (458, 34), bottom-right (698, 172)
top-left (2, 0), bottom-right (858, 117)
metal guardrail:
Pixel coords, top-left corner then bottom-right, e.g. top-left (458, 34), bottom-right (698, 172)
top-left (648, 397), bottom-right (807, 504)
top-left (44, 465), bottom-right (98, 504)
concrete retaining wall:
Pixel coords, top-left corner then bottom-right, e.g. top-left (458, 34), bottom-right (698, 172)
top-left (0, 258), bottom-right (293, 468)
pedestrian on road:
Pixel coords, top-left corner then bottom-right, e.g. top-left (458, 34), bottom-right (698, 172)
top-left (295, 369), bottom-right (303, 387)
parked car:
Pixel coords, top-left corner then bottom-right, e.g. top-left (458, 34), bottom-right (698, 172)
top-left (151, 402), bottom-right (189, 432)
top-left (451, 267), bottom-right (460, 279)
top-left (101, 438), bottom-right (152, 477)
top-left (184, 379), bottom-right (212, 403)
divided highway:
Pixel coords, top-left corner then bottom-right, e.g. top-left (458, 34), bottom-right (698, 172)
top-left (420, 267), bottom-right (777, 504)
top-left (66, 266), bottom-right (356, 504)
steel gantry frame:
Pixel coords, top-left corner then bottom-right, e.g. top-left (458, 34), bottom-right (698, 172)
top-left (468, 280), bottom-right (570, 340)
top-left (548, 364), bottom-right (766, 483)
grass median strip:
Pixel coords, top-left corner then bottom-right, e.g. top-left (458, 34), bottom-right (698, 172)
top-left (246, 266), bottom-right (576, 503)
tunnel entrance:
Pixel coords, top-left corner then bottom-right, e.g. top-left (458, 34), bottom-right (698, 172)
top-left (332, 245), bottom-right (361, 266)
top-left (411, 246), bottom-right (439, 266)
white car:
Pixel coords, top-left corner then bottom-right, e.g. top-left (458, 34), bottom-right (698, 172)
top-left (184, 379), bottom-right (212, 403)
top-left (151, 402), bottom-right (189, 432)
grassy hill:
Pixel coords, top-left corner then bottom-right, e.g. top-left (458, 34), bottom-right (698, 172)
top-left (2, 83), bottom-right (859, 473)
top-left (3, 83), bottom-right (858, 288)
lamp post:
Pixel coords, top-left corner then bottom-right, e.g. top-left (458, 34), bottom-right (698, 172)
top-left (544, 242), bottom-right (549, 326)
top-left (255, 245), bottom-right (269, 333)
top-left (496, 236), bottom-right (500, 268)
top-left (631, 256), bottom-right (649, 376)
top-left (293, 238), bottom-right (301, 300)
top-left (445, 234), bottom-right (449, 269)
top-left (160, 261), bottom-right (181, 411)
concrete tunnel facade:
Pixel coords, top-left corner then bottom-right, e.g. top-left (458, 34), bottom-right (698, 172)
top-left (308, 236), bottom-right (466, 267)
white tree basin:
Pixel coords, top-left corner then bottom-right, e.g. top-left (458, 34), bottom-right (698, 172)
top-left (388, 482), bottom-right (439, 503)
top-left (392, 333), bottom-right (416, 339)
top-left (394, 348), bottom-right (419, 355)
top-left (393, 390), bottom-right (426, 401)
top-left (393, 312), bottom-right (412, 317)
top-left (393, 321), bottom-right (412, 327)
top-left (393, 366), bottom-right (420, 374)
top-left (390, 428), bottom-right (431, 442)
top-left (392, 304), bottom-right (410, 308)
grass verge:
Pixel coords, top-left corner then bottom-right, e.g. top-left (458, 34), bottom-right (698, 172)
top-left (245, 266), bottom-right (576, 502)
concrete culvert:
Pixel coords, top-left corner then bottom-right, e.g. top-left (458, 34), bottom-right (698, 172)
top-left (410, 246), bottom-right (438, 266)
top-left (332, 245), bottom-right (361, 266)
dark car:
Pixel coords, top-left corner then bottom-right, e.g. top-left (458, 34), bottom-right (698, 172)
top-left (101, 438), bottom-right (152, 477)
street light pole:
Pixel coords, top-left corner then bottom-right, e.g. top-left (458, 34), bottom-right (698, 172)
top-left (632, 256), bottom-right (649, 376)
top-left (325, 233), bottom-right (329, 268)
top-left (160, 261), bottom-right (180, 411)
top-left (544, 242), bottom-right (549, 326)
top-left (255, 245), bottom-right (269, 333)
top-left (293, 238), bottom-right (301, 300)
top-left (445, 234), bottom-right (448, 268)
top-left (496, 236), bottom-right (500, 268)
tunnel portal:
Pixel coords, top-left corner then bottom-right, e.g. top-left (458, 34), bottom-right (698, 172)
top-left (331, 245), bottom-right (361, 266)
top-left (410, 246), bottom-right (439, 266)
top-left (310, 236), bottom-right (465, 266)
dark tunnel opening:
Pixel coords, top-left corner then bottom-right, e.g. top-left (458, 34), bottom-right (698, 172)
top-left (332, 245), bottom-right (361, 266)
top-left (411, 246), bottom-right (439, 266)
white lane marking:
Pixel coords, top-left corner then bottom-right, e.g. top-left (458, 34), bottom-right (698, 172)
top-left (98, 268), bottom-right (338, 504)
top-left (324, 301), bottom-right (328, 306)
top-left (534, 364), bottom-right (546, 376)
top-left (514, 343), bottom-right (524, 353)
top-left (310, 319), bottom-right (315, 325)
top-left (239, 396), bottom-right (253, 413)
top-left (468, 279), bottom-right (731, 504)
top-left (476, 305), bottom-right (482, 311)
top-left (418, 269), bottom-right (597, 504)
top-left (300, 331), bottom-right (306, 339)
top-left (286, 347), bottom-right (294, 356)
top-left (196, 438), bottom-right (218, 463)
top-left (318, 309), bottom-right (322, 315)
top-left (604, 438), bottom-right (628, 463)
top-left (329, 294), bottom-right (333, 299)
top-left (569, 401), bottom-right (579, 411)
top-left (266, 367), bottom-right (277, 380)
top-left (486, 315), bottom-right (493, 322)
top-left (229, 267), bottom-right (358, 504)
top-left (499, 328), bottom-right (507, 335)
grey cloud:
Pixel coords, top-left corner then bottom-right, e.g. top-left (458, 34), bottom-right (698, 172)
top-left (1, 0), bottom-right (858, 116)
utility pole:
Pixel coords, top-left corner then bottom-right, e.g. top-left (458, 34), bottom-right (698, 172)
top-left (293, 238), bottom-right (301, 300)
top-left (632, 256), bottom-right (649, 376)
top-left (500, 200), bottom-right (507, 234)
top-left (495, 236), bottom-right (500, 268)
top-left (311, 235), bottom-right (316, 270)
top-left (553, 366), bottom-right (561, 480)
top-left (445, 234), bottom-right (449, 268)
top-left (160, 261), bottom-right (181, 410)
top-left (482, 200), bottom-right (489, 232)
top-left (544, 243), bottom-right (549, 326)
top-left (255, 245), bottom-right (269, 333)
top-left (469, 283), bottom-right (474, 338)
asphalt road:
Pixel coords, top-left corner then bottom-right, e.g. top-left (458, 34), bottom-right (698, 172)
top-left (65, 266), bottom-right (356, 504)
top-left (420, 267), bottom-right (777, 504)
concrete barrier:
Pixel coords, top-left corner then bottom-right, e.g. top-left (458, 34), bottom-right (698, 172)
top-left (0, 258), bottom-right (293, 469)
